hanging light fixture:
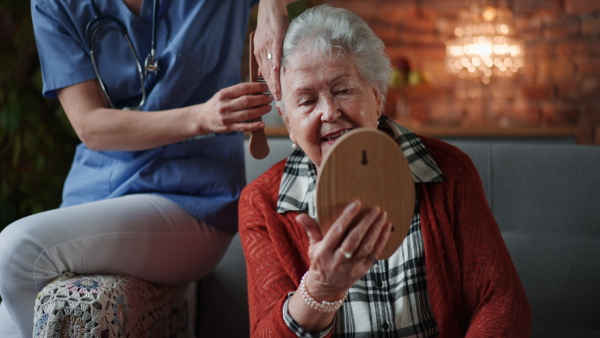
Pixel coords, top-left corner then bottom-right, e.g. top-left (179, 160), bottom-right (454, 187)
top-left (445, 4), bottom-right (525, 84)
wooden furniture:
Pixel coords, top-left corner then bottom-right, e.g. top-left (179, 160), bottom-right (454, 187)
top-left (316, 129), bottom-right (414, 259)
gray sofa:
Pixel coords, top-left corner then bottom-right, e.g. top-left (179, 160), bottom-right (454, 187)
top-left (197, 137), bottom-right (600, 337)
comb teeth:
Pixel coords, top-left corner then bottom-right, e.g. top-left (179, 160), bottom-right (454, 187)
top-left (256, 76), bottom-right (273, 96)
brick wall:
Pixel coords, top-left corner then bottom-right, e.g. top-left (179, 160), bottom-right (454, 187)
top-left (323, 0), bottom-right (600, 144)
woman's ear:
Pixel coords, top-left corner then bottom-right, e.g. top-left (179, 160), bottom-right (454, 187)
top-left (373, 88), bottom-right (383, 118)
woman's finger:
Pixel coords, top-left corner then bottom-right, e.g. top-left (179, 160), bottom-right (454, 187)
top-left (227, 94), bottom-right (273, 113)
top-left (337, 207), bottom-right (383, 260)
top-left (256, 45), bottom-right (275, 100)
top-left (222, 103), bottom-right (271, 130)
top-left (369, 221), bottom-right (392, 262)
top-left (353, 211), bottom-right (389, 260)
top-left (253, 0), bottom-right (289, 101)
top-left (227, 120), bottom-right (265, 133)
top-left (297, 213), bottom-right (323, 244)
top-left (320, 200), bottom-right (362, 255)
top-left (269, 64), bottom-right (281, 101)
top-left (219, 82), bottom-right (270, 99)
top-left (267, 36), bottom-right (283, 101)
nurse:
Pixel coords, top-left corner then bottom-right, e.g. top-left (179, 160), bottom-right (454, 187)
top-left (0, 0), bottom-right (296, 337)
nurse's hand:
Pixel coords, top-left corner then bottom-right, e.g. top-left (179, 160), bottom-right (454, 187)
top-left (295, 201), bottom-right (391, 302)
top-left (197, 82), bottom-right (272, 134)
top-left (254, 0), bottom-right (294, 101)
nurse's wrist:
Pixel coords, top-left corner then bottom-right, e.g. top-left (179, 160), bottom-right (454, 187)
top-left (183, 105), bottom-right (209, 137)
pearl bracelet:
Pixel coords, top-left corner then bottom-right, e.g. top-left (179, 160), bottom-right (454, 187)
top-left (299, 271), bottom-right (347, 313)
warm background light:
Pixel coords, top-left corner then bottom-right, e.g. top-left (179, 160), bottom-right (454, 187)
top-left (445, 5), bottom-right (525, 84)
top-left (252, 0), bottom-right (599, 143)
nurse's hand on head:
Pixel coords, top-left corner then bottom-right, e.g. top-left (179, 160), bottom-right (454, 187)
top-left (254, 0), bottom-right (296, 101)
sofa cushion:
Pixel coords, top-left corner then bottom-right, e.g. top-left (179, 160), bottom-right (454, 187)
top-left (485, 143), bottom-right (599, 336)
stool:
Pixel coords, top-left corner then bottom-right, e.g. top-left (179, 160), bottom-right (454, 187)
top-left (33, 272), bottom-right (195, 337)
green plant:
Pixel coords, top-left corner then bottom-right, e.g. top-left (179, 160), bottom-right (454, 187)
top-left (0, 4), bottom-right (79, 231)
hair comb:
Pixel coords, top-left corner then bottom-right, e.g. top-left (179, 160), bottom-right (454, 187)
top-left (247, 31), bottom-right (271, 160)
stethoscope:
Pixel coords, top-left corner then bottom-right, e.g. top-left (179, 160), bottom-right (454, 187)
top-left (85, 0), bottom-right (160, 110)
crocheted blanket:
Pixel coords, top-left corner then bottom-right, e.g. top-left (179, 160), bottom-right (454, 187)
top-left (34, 272), bottom-right (195, 338)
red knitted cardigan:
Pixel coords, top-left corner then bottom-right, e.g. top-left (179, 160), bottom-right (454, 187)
top-left (239, 136), bottom-right (531, 337)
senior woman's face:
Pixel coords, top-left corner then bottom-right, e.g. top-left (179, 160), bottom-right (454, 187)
top-left (278, 54), bottom-right (382, 167)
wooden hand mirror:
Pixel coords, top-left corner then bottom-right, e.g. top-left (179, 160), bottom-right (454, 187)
top-left (316, 128), bottom-right (415, 260)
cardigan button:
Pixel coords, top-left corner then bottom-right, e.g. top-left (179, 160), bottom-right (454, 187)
top-left (382, 322), bottom-right (389, 330)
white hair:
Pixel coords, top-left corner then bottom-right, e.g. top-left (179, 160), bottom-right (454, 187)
top-left (278, 5), bottom-right (392, 112)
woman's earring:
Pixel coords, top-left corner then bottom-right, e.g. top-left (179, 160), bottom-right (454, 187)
top-left (292, 142), bottom-right (298, 149)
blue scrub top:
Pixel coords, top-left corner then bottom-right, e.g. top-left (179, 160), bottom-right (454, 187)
top-left (31, 0), bottom-right (259, 233)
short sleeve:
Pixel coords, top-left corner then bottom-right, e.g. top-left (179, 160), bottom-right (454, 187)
top-left (31, 0), bottom-right (96, 98)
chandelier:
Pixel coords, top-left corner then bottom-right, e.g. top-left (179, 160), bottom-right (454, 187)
top-left (445, 5), bottom-right (525, 84)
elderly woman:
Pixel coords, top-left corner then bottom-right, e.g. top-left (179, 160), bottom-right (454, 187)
top-left (239, 5), bottom-right (531, 337)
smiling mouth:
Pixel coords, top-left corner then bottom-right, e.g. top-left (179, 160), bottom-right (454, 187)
top-left (322, 129), bottom-right (353, 142)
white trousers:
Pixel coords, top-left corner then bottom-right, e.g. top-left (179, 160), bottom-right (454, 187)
top-left (0, 194), bottom-right (232, 338)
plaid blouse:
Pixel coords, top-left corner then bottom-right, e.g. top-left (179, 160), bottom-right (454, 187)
top-left (277, 116), bottom-right (444, 337)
